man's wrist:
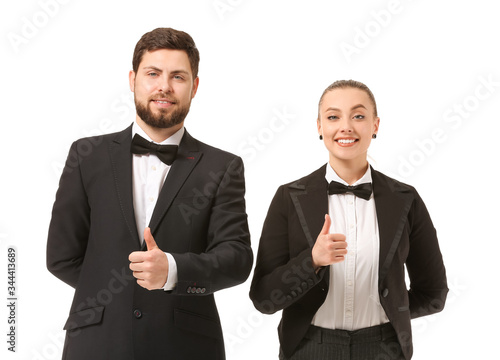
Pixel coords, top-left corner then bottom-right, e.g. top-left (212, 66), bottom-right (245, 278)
top-left (162, 253), bottom-right (178, 291)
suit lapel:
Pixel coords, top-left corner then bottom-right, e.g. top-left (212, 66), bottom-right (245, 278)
top-left (288, 165), bottom-right (414, 291)
top-left (109, 124), bottom-right (140, 247)
top-left (147, 129), bottom-right (201, 239)
top-left (371, 167), bottom-right (414, 286)
top-left (288, 165), bottom-right (329, 248)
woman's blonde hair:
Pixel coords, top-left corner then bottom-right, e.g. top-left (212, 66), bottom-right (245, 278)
top-left (318, 80), bottom-right (378, 117)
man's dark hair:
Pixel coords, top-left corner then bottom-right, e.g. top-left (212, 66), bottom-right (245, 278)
top-left (132, 28), bottom-right (200, 78)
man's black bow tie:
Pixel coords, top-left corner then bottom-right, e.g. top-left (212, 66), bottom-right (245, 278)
top-left (328, 181), bottom-right (372, 200)
top-left (130, 134), bottom-right (178, 165)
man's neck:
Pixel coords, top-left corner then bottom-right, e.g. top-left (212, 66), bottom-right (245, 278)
top-left (136, 117), bottom-right (183, 143)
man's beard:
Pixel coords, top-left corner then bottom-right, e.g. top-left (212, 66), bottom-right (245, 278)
top-left (135, 96), bottom-right (190, 129)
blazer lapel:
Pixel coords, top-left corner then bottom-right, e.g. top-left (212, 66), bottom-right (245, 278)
top-left (289, 165), bottom-right (329, 248)
top-left (147, 129), bottom-right (201, 238)
top-left (371, 167), bottom-right (414, 286)
top-left (109, 124), bottom-right (141, 247)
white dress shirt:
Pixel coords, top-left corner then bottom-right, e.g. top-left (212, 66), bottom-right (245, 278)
top-left (132, 121), bottom-right (181, 291)
top-left (311, 163), bottom-right (389, 330)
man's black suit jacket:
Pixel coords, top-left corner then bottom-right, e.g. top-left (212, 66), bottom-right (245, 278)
top-left (249, 165), bottom-right (448, 360)
top-left (47, 125), bottom-right (253, 360)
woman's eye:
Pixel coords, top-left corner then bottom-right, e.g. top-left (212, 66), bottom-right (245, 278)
top-left (327, 115), bottom-right (338, 120)
top-left (354, 115), bottom-right (365, 119)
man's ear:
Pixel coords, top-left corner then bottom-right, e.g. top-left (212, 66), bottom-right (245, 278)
top-left (191, 76), bottom-right (200, 99)
top-left (129, 70), bottom-right (136, 92)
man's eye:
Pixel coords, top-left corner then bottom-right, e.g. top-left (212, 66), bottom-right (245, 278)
top-left (148, 72), bottom-right (158, 77)
top-left (173, 75), bottom-right (184, 80)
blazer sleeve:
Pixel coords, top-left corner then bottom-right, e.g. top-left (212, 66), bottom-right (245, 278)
top-left (46, 141), bottom-right (90, 288)
top-left (406, 189), bottom-right (448, 318)
top-left (170, 156), bottom-right (253, 295)
top-left (249, 186), bottom-right (325, 314)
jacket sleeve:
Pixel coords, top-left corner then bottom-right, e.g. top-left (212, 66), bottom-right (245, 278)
top-left (406, 189), bottom-right (448, 318)
top-left (46, 141), bottom-right (90, 288)
top-left (249, 186), bottom-right (326, 314)
top-left (170, 156), bottom-right (253, 295)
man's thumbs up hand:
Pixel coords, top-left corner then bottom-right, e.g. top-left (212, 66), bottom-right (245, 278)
top-left (311, 214), bottom-right (347, 270)
top-left (129, 227), bottom-right (169, 290)
top-left (144, 227), bottom-right (159, 251)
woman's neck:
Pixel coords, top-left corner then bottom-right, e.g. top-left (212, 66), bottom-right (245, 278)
top-left (329, 157), bottom-right (369, 185)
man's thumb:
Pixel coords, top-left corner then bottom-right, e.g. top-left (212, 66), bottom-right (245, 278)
top-left (144, 227), bottom-right (158, 251)
top-left (320, 214), bottom-right (331, 235)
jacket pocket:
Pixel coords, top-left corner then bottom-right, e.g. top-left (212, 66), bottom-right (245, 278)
top-left (63, 306), bottom-right (105, 331)
top-left (174, 309), bottom-right (222, 340)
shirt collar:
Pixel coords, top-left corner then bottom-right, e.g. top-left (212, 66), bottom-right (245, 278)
top-left (132, 121), bottom-right (185, 146)
top-left (325, 162), bottom-right (372, 186)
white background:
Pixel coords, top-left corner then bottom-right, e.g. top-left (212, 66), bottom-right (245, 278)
top-left (1, 0), bottom-right (498, 359)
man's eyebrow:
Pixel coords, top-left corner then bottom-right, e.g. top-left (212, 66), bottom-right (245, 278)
top-left (142, 66), bottom-right (162, 72)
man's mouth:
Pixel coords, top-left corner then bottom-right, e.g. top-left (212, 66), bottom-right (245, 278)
top-left (151, 99), bottom-right (175, 108)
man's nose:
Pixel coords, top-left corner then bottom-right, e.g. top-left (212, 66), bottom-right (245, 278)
top-left (158, 76), bottom-right (173, 93)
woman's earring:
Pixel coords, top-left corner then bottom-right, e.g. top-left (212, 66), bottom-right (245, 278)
top-left (372, 134), bottom-right (377, 139)
top-left (319, 135), bottom-right (323, 140)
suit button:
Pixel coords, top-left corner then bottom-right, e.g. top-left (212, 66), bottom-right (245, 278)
top-left (201, 288), bottom-right (206, 294)
top-left (307, 279), bottom-right (314, 286)
top-left (196, 288), bottom-right (201, 294)
top-left (187, 287), bottom-right (192, 293)
top-left (301, 282), bottom-right (308, 290)
top-left (286, 295), bottom-right (292, 301)
top-left (133, 309), bottom-right (142, 319)
top-left (382, 288), bottom-right (389, 297)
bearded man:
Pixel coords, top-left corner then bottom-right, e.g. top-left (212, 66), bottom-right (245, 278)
top-left (47, 27), bottom-right (252, 360)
